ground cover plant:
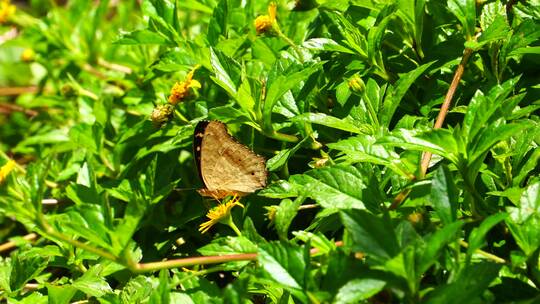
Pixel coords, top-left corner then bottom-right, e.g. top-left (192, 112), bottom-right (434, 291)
top-left (0, 0), bottom-right (539, 302)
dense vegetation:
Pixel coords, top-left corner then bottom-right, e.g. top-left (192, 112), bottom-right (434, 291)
top-left (0, 0), bottom-right (539, 303)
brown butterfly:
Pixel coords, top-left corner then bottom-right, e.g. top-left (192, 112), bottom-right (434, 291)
top-left (193, 120), bottom-right (267, 199)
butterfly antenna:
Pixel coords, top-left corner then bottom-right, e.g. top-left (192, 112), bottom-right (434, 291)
top-left (173, 187), bottom-right (198, 192)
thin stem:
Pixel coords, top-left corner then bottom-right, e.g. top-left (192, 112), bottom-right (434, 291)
top-left (0, 233), bottom-right (38, 252)
top-left (298, 204), bottom-right (318, 210)
top-left (133, 253), bottom-right (258, 273)
top-left (0, 86), bottom-right (39, 96)
top-left (420, 48), bottom-right (473, 177)
top-left (278, 30), bottom-right (304, 63)
top-left (459, 240), bottom-right (506, 264)
top-left (267, 130), bottom-right (298, 143)
top-left (41, 221), bottom-right (119, 263)
top-left (226, 217), bottom-right (242, 237)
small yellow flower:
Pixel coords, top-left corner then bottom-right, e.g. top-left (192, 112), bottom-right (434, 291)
top-left (254, 2), bottom-right (278, 35)
top-left (168, 66), bottom-right (201, 105)
top-left (150, 104), bottom-right (174, 127)
top-left (0, 0), bottom-right (16, 24)
top-left (0, 160), bottom-right (16, 184)
top-left (199, 196), bottom-right (244, 234)
top-left (21, 48), bottom-right (35, 62)
top-left (348, 75), bottom-right (365, 93)
top-left (264, 205), bottom-right (278, 224)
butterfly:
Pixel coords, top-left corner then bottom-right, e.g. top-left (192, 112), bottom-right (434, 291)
top-left (193, 120), bottom-right (268, 199)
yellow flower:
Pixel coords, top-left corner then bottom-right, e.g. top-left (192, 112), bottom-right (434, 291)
top-left (0, 0), bottom-right (16, 24)
top-left (168, 66), bottom-right (201, 105)
top-left (254, 2), bottom-right (278, 35)
top-left (0, 160), bottom-right (16, 184)
top-left (199, 196), bottom-right (244, 234)
top-left (348, 75), bottom-right (365, 93)
top-left (21, 48), bottom-right (35, 62)
top-left (264, 205), bottom-right (278, 224)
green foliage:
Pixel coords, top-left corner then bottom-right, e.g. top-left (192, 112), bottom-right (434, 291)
top-left (1, 0), bottom-right (539, 302)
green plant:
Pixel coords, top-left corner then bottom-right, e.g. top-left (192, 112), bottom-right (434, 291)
top-left (0, 0), bottom-right (539, 303)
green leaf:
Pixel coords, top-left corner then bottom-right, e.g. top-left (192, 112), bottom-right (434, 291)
top-left (53, 205), bottom-right (114, 252)
top-left (334, 278), bottom-right (386, 304)
top-left (292, 113), bottom-right (371, 134)
top-left (447, 0), bottom-right (476, 40)
top-left (302, 38), bottom-right (355, 54)
top-left (465, 15), bottom-right (510, 50)
top-left (425, 262), bottom-right (501, 303)
top-left (210, 47), bottom-right (241, 97)
top-left (72, 265), bottom-right (113, 297)
top-left (341, 210), bottom-right (400, 261)
top-left (274, 198), bottom-right (304, 240)
top-left (380, 61), bottom-right (435, 127)
top-left (380, 128), bottom-right (459, 164)
top-left (418, 221), bottom-right (464, 274)
top-left (149, 270), bottom-right (171, 304)
top-left (328, 134), bottom-right (413, 178)
top-left (271, 165), bottom-right (381, 210)
top-left (9, 252), bottom-right (49, 292)
top-left (114, 29), bottom-right (171, 45)
top-left (198, 236), bottom-right (257, 255)
top-left (431, 166), bottom-right (458, 225)
top-left (119, 276), bottom-right (158, 302)
top-left (506, 182), bottom-right (540, 256)
top-left (263, 62), bottom-right (323, 132)
top-left (467, 213), bottom-right (507, 260)
top-left (46, 284), bottom-right (78, 304)
top-left (207, 0), bottom-right (228, 45)
top-left (258, 241), bottom-right (308, 301)
top-left (266, 135), bottom-right (310, 171)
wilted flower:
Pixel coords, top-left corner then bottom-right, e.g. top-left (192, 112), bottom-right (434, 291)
top-left (151, 104), bottom-right (174, 127)
top-left (199, 196), bottom-right (244, 234)
top-left (0, 0), bottom-right (16, 24)
top-left (0, 160), bottom-right (16, 184)
top-left (168, 67), bottom-right (201, 105)
top-left (254, 2), bottom-right (278, 35)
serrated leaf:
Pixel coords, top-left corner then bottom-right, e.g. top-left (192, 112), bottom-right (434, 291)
top-left (341, 210), bottom-right (400, 261)
top-left (72, 265), bottom-right (113, 297)
top-left (258, 242), bottom-right (308, 300)
top-left (210, 47), bottom-right (241, 97)
top-left (292, 113), bottom-right (371, 134)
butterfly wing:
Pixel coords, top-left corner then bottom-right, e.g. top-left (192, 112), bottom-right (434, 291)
top-left (195, 121), bottom-right (267, 197)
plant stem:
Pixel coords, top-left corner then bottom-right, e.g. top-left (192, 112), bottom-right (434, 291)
top-left (420, 48), bottom-right (473, 177)
top-left (268, 130), bottom-right (298, 143)
top-left (0, 233), bottom-right (38, 252)
top-left (459, 240), bottom-right (506, 264)
top-left (133, 253), bottom-right (258, 273)
top-left (41, 221), bottom-right (119, 263)
top-left (278, 30), bottom-right (304, 63)
top-left (226, 217), bottom-right (243, 237)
